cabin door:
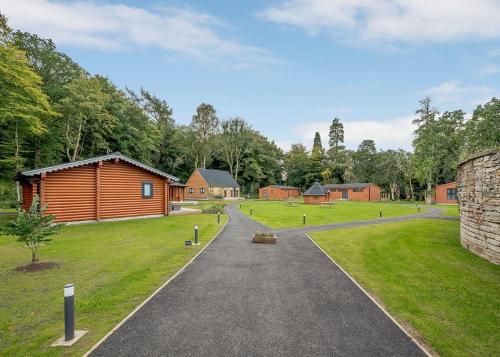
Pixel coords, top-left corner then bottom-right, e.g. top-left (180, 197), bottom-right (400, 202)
top-left (342, 189), bottom-right (348, 199)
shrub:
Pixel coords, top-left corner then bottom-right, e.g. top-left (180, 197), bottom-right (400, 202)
top-left (3, 195), bottom-right (62, 263)
top-left (202, 203), bottom-right (225, 214)
top-left (253, 231), bottom-right (276, 237)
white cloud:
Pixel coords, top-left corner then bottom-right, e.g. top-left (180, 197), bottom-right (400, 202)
top-left (0, 0), bottom-right (278, 67)
top-left (288, 115), bottom-right (416, 151)
top-left (479, 63), bottom-right (500, 75)
top-left (422, 80), bottom-right (493, 103)
top-left (260, 0), bottom-right (500, 45)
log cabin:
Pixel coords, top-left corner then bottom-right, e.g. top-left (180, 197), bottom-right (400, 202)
top-left (434, 182), bottom-right (458, 204)
top-left (185, 168), bottom-right (239, 200)
top-left (17, 152), bottom-right (179, 223)
top-left (323, 183), bottom-right (381, 202)
top-left (258, 185), bottom-right (301, 200)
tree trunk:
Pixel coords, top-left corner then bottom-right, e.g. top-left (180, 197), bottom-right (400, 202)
top-left (15, 122), bottom-right (21, 202)
top-left (31, 248), bottom-right (36, 263)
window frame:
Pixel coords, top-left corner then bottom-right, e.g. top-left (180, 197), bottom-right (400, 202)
top-left (200, 188), bottom-right (205, 193)
top-left (447, 188), bottom-right (457, 200)
top-left (142, 181), bottom-right (153, 199)
top-left (188, 188), bottom-right (194, 193)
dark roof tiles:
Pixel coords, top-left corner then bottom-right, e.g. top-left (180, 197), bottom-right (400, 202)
top-left (198, 168), bottom-right (239, 187)
top-left (303, 182), bottom-right (326, 196)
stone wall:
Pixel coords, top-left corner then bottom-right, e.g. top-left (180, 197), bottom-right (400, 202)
top-left (457, 149), bottom-right (499, 264)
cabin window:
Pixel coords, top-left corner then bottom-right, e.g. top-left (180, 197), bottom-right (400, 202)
top-left (353, 188), bottom-right (363, 192)
top-left (200, 188), bottom-right (205, 193)
top-left (142, 181), bottom-right (153, 198)
top-left (189, 188), bottom-right (194, 193)
top-left (447, 188), bottom-right (457, 200)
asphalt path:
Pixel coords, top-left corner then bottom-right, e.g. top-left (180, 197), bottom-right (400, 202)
top-left (89, 204), bottom-right (429, 356)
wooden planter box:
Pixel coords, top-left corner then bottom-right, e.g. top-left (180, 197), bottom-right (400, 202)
top-left (252, 235), bottom-right (277, 244)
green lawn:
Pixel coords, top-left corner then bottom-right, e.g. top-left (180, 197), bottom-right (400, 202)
top-left (435, 204), bottom-right (460, 217)
top-left (0, 208), bottom-right (16, 213)
top-left (309, 219), bottom-right (499, 356)
top-left (239, 199), bottom-right (429, 228)
top-left (0, 214), bottom-right (226, 356)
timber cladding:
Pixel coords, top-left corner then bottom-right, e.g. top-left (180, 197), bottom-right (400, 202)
top-left (185, 168), bottom-right (240, 200)
top-left (259, 186), bottom-right (301, 200)
top-left (185, 169), bottom-right (209, 200)
top-left (19, 153), bottom-right (177, 223)
top-left (434, 182), bottom-right (458, 204)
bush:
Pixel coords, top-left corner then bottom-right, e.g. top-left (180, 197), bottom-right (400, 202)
top-left (202, 203), bottom-right (225, 214)
top-left (253, 231), bottom-right (276, 237)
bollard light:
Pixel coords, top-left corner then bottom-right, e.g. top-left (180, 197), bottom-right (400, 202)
top-left (379, 209), bottom-right (382, 218)
top-left (250, 208), bottom-right (253, 216)
top-left (418, 206), bottom-right (420, 213)
top-left (303, 214), bottom-right (306, 225)
top-left (50, 284), bottom-right (88, 347)
top-left (194, 225), bottom-right (199, 245)
top-left (64, 284), bottom-right (75, 341)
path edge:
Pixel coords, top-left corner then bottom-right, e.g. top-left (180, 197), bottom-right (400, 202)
top-left (82, 211), bottom-right (230, 357)
top-left (304, 232), bottom-right (434, 357)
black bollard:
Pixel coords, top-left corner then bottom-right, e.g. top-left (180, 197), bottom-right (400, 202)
top-left (250, 208), bottom-right (253, 216)
top-left (194, 225), bottom-right (199, 245)
top-left (379, 209), bottom-right (382, 218)
top-left (217, 212), bottom-right (221, 224)
top-left (303, 214), bottom-right (306, 225)
top-left (64, 284), bottom-right (75, 341)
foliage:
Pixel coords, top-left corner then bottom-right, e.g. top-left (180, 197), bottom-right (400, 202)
top-left (220, 117), bottom-right (251, 181)
top-left (190, 103), bottom-right (219, 169)
top-left (2, 195), bottom-right (61, 263)
top-left (328, 117), bottom-right (345, 151)
top-left (0, 14), bottom-right (498, 204)
top-left (202, 202), bottom-right (225, 214)
top-left (253, 231), bottom-right (276, 237)
top-left (463, 97), bottom-right (500, 157)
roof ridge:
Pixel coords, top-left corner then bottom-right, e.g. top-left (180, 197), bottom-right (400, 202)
top-left (20, 153), bottom-right (179, 181)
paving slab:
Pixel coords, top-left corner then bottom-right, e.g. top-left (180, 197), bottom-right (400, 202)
top-left (89, 205), bottom-right (427, 357)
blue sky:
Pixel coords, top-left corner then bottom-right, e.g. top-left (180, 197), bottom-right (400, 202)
top-left (2, 0), bottom-right (499, 150)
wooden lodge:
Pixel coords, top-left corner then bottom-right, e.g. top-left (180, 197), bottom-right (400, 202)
top-left (258, 185), bottom-right (300, 200)
top-left (169, 181), bottom-right (186, 202)
top-left (17, 152), bottom-right (179, 223)
top-left (434, 182), bottom-right (458, 204)
top-left (303, 182), bottom-right (382, 204)
top-left (323, 183), bottom-right (381, 202)
top-left (185, 168), bottom-right (239, 200)
top-left (303, 182), bottom-right (328, 204)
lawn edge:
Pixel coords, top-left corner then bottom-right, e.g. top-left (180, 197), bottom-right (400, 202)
top-left (304, 232), bottom-right (435, 357)
top-left (82, 212), bottom-right (230, 356)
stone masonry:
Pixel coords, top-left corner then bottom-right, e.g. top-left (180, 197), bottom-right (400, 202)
top-left (457, 149), bottom-right (499, 264)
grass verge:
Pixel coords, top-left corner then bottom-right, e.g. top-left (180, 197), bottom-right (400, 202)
top-left (0, 213), bottom-right (226, 356)
top-left (239, 199), bottom-right (429, 228)
top-left (309, 219), bottom-right (499, 356)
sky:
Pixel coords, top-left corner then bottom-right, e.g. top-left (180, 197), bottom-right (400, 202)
top-left (1, 0), bottom-right (499, 151)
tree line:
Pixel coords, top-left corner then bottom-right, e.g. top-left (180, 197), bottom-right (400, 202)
top-left (0, 13), bottom-right (498, 206)
top-left (284, 97), bottom-right (499, 201)
top-left (0, 14), bottom-right (283, 205)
